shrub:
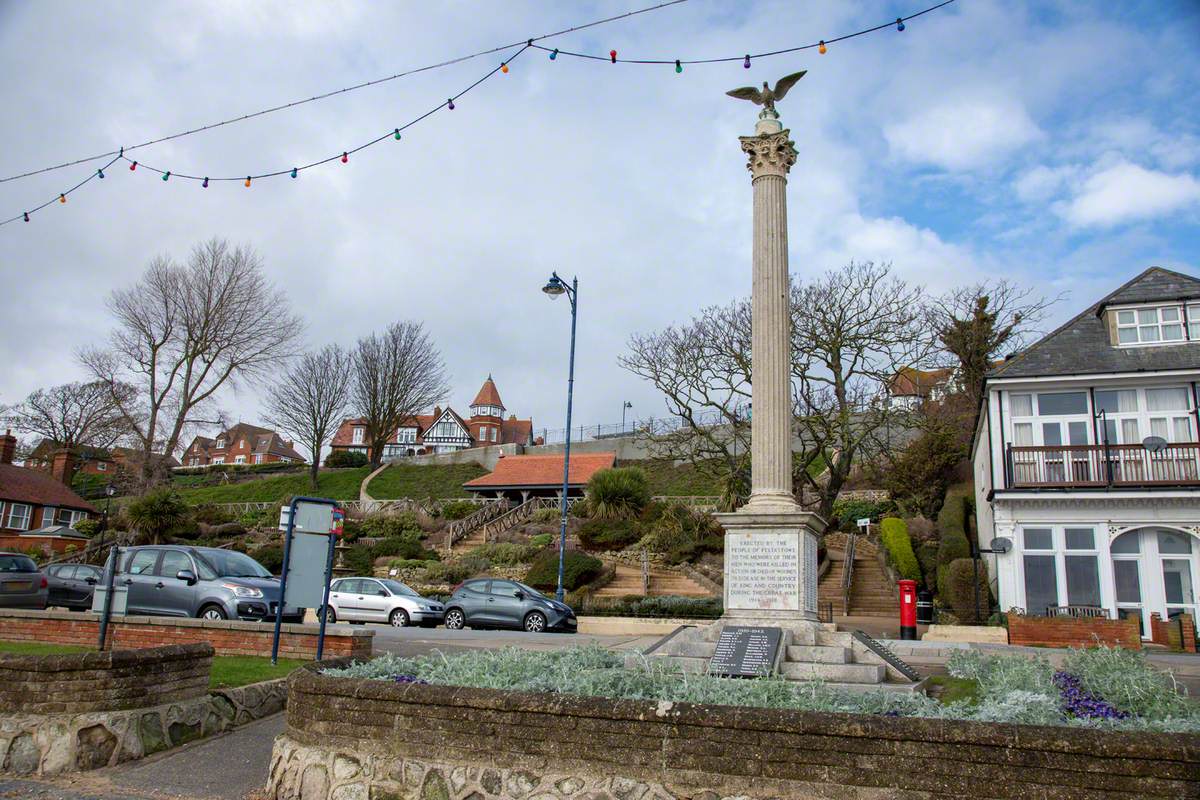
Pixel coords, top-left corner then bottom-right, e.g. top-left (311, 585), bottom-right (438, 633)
top-left (361, 511), bottom-right (423, 541)
top-left (882, 422), bottom-right (968, 518)
top-left (577, 595), bottom-right (722, 619)
top-left (578, 518), bottom-right (642, 551)
top-left (370, 536), bottom-right (426, 561)
top-left (423, 557), bottom-right (488, 587)
top-left (945, 557), bottom-right (990, 623)
top-left (525, 549), bottom-right (603, 592)
top-left (585, 467), bottom-right (651, 520)
top-left (531, 507), bottom-right (559, 524)
top-left (342, 544), bottom-right (375, 576)
top-left (830, 497), bottom-right (896, 531)
top-left (641, 505), bottom-right (723, 564)
top-left (916, 541), bottom-right (939, 589)
top-left (467, 542), bottom-right (540, 566)
top-left (249, 544), bottom-right (284, 574)
top-left (879, 517), bottom-right (920, 581)
top-left (387, 558), bottom-right (435, 571)
top-left (936, 483), bottom-right (973, 597)
top-left (906, 516), bottom-right (937, 543)
top-left (529, 533), bottom-right (554, 549)
top-left (192, 504), bottom-right (237, 525)
top-left (126, 488), bottom-right (191, 544)
top-left (325, 450), bottom-right (368, 468)
top-left (439, 500), bottom-right (478, 521)
top-left (72, 518), bottom-right (100, 537)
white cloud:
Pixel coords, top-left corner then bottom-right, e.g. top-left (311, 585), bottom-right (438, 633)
top-left (1013, 164), bottom-right (1078, 203)
top-left (883, 99), bottom-right (1042, 171)
top-left (1059, 162), bottom-right (1200, 227)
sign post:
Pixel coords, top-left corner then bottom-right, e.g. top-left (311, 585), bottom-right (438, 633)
top-left (272, 496), bottom-right (340, 665)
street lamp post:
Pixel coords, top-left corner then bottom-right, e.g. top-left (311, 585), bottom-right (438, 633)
top-left (543, 271), bottom-right (578, 603)
top-left (97, 484), bottom-right (116, 552)
top-left (621, 401), bottom-right (632, 433)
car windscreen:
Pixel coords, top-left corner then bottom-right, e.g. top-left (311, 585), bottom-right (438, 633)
top-left (379, 579), bottom-right (420, 597)
top-left (194, 550), bottom-right (272, 579)
top-left (514, 582), bottom-right (547, 600)
top-left (0, 555), bottom-right (37, 573)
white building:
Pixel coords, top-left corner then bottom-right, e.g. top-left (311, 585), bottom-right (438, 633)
top-left (973, 267), bottom-right (1200, 639)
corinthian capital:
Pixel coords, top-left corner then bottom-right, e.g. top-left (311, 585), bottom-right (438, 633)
top-left (739, 129), bottom-right (797, 179)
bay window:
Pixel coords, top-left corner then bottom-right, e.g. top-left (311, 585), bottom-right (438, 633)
top-left (1019, 525), bottom-right (1102, 615)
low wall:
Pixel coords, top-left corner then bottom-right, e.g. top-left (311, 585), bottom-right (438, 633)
top-left (922, 624), bottom-right (1009, 644)
top-left (1008, 612), bottom-right (1141, 649)
top-left (1150, 612), bottom-right (1198, 653)
top-left (0, 609), bottom-right (373, 659)
top-left (270, 664), bottom-right (1200, 799)
top-left (0, 643), bottom-right (211, 714)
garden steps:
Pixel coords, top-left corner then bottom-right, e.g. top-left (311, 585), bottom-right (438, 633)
top-left (593, 563), bottom-right (716, 599)
top-left (817, 550), bottom-right (899, 618)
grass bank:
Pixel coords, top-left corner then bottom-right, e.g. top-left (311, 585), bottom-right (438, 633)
top-left (172, 467), bottom-right (370, 504)
top-left (366, 462), bottom-right (487, 499)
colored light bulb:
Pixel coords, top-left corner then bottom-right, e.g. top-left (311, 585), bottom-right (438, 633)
top-left (501, 63), bottom-right (508, 73)
top-left (448, 98), bottom-right (455, 110)
top-left (394, 129), bottom-right (401, 140)
top-left (245, 176), bottom-right (251, 188)
top-left (59, 193), bottom-right (66, 204)
top-left (549, 48), bottom-right (557, 60)
top-left (97, 168), bottom-right (104, 179)
top-left (202, 177), bottom-right (209, 188)
top-left (818, 40), bottom-right (827, 54)
top-left (744, 54), bottom-right (751, 69)
top-left (675, 59), bottom-right (682, 73)
top-left (23, 212), bottom-right (29, 222)
top-left (162, 171), bottom-right (170, 181)
top-left (341, 152), bottom-right (348, 164)
top-left (610, 49), bottom-right (617, 63)
top-left (130, 161), bottom-right (137, 171)
top-left (896, 18), bottom-right (905, 31)
top-left (290, 168), bottom-right (297, 178)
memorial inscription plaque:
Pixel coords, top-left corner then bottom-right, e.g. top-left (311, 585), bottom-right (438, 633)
top-left (725, 531), bottom-right (799, 611)
top-left (707, 625), bottom-right (784, 678)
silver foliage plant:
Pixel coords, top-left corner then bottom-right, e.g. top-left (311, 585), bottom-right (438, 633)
top-left (325, 644), bottom-right (1199, 732)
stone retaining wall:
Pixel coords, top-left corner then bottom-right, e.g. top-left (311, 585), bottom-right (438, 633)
top-left (0, 609), bottom-right (373, 659)
top-left (270, 663), bottom-right (1200, 799)
top-left (1, 676), bottom-right (286, 776)
top-left (1008, 611), bottom-right (1141, 649)
top-left (0, 643), bottom-right (211, 714)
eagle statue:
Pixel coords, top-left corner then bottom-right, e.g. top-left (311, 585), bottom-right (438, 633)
top-left (726, 70), bottom-right (807, 118)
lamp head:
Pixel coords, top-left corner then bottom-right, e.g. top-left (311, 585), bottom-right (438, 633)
top-left (542, 274), bottom-right (566, 299)
top-left (106, 485), bottom-right (116, 497)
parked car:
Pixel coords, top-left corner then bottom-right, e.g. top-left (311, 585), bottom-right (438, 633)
top-left (107, 545), bottom-right (304, 623)
top-left (323, 577), bottom-right (444, 627)
top-left (0, 552), bottom-right (48, 609)
top-left (443, 578), bottom-right (577, 633)
top-left (45, 562), bottom-right (101, 611)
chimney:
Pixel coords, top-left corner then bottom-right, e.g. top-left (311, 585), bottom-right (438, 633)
top-left (51, 448), bottom-right (76, 485)
top-left (0, 429), bottom-right (15, 465)
top-left (433, 406), bottom-right (442, 417)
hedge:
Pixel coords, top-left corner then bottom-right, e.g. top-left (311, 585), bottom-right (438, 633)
top-left (879, 517), bottom-right (920, 581)
top-left (936, 483), bottom-right (974, 597)
top-left (525, 549), bottom-right (603, 592)
top-left (945, 557), bottom-right (991, 623)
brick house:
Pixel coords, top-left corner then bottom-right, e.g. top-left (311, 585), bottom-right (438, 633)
top-left (330, 376), bottom-right (534, 462)
top-left (0, 429), bottom-right (96, 550)
top-left (181, 423), bottom-right (304, 467)
top-left (974, 267), bottom-right (1200, 641)
top-left (25, 440), bottom-right (179, 477)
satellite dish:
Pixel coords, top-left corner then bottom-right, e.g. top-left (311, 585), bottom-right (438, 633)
top-left (1142, 436), bottom-right (1168, 454)
top-left (989, 537), bottom-right (1012, 554)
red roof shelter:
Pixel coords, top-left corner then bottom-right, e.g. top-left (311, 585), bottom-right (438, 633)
top-left (463, 453), bottom-right (615, 500)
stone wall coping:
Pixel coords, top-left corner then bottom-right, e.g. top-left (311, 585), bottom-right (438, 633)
top-left (0, 608), bottom-right (374, 638)
top-left (291, 663), bottom-right (1200, 764)
top-left (0, 642), bottom-right (212, 673)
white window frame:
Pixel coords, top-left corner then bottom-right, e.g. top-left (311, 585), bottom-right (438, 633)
top-left (212, 457), bottom-right (225, 465)
top-left (1015, 524), bottom-right (1107, 616)
top-left (253, 453), bottom-right (263, 464)
top-left (97, 462), bottom-right (107, 472)
top-left (5, 503), bottom-right (32, 531)
top-left (215, 438), bottom-right (226, 449)
top-left (234, 455), bottom-right (247, 464)
top-left (352, 427), bottom-right (365, 445)
top-left (42, 506), bottom-right (56, 527)
top-left (491, 426), bottom-right (498, 442)
top-left (1113, 304), bottom-right (1188, 346)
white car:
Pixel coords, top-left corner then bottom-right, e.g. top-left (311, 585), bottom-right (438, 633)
top-left (324, 577), bottom-right (445, 627)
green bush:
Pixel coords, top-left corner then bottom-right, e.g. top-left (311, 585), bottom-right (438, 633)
top-left (325, 449), bottom-right (368, 468)
top-left (439, 500), bottom-right (478, 520)
top-left (249, 544), bottom-right (284, 574)
top-left (585, 467), bottom-right (651, 520)
top-left (370, 537), bottom-right (427, 561)
top-left (936, 483), bottom-right (973, 598)
top-left (387, 558), bottom-right (435, 571)
top-left (641, 504), bottom-right (723, 564)
top-left (525, 549), bottom-right (603, 592)
top-left (342, 544), bottom-right (375, 576)
top-left (577, 594), bottom-right (722, 618)
top-left (529, 533), bottom-right (554, 549)
top-left (531, 507), bottom-right (559, 524)
top-left (361, 512), bottom-right (423, 541)
top-left (193, 504), bottom-right (237, 525)
top-left (423, 557), bottom-right (488, 587)
top-left (577, 518), bottom-right (642, 551)
top-left (945, 557), bottom-right (990, 623)
top-left (916, 540), bottom-right (939, 589)
top-left (830, 497), bottom-right (896, 531)
top-left (126, 488), bottom-right (191, 544)
top-left (466, 542), bottom-right (540, 566)
top-left (72, 518), bottom-right (100, 537)
top-left (879, 517), bottom-right (920, 581)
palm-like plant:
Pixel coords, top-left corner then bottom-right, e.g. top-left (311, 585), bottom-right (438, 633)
top-left (125, 488), bottom-right (190, 544)
top-left (585, 467), bottom-right (650, 520)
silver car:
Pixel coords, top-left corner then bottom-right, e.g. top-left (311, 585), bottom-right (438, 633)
top-left (0, 552), bottom-right (47, 609)
top-left (324, 577), bottom-right (444, 627)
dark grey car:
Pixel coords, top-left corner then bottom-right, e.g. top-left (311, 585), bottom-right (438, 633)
top-left (443, 578), bottom-right (576, 633)
top-left (0, 552), bottom-right (47, 609)
top-left (45, 563), bottom-right (101, 610)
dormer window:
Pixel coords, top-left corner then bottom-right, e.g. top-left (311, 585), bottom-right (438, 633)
top-left (352, 427), bottom-right (365, 445)
top-left (1115, 305), bottom-right (1185, 345)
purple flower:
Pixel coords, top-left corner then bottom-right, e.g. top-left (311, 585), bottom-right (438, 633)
top-left (1053, 671), bottom-right (1128, 720)
top-left (392, 674), bottom-right (428, 685)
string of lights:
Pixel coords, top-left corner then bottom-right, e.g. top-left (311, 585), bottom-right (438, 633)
top-left (0, 0), bottom-right (691, 185)
top-left (1, 0), bottom-right (957, 231)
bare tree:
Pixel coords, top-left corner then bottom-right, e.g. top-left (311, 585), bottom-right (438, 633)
top-left (622, 261), bottom-right (938, 521)
top-left (930, 280), bottom-right (1060, 414)
top-left (2, 380), bottom-right (134, 455)
top-left (265, 345), bottom-right (352, 489)
top-left (351, 322), bottom-right (448, 470)
top-left (81, 239), bottom-right (304, 489)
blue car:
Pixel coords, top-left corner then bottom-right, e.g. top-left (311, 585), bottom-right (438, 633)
top-left (443, 578), bottom-right (577, 633)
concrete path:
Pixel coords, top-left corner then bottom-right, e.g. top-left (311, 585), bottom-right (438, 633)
top-left (359, 463), bottom-right (389, 503)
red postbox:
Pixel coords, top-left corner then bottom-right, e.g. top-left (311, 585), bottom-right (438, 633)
top-left (898, 579), bottom-right (918, 640)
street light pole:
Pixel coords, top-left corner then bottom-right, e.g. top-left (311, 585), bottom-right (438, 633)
top-left (621, 401), bottom-right (632, 433)
top-left (543, 272), bottom-right (578, 603)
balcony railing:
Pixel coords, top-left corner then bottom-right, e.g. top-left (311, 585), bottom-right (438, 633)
top-left (1006, 443), bottom-right (1200, 488)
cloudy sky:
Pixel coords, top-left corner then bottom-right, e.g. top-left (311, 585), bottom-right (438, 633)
top-left (1, 0), bottom-right (1198, 457)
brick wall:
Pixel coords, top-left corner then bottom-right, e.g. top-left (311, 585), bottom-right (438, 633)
top-left (0, 610), bottom-right (372, 659)
top-left (1150, 612), bottom-right (1198, 653)
top-left (0, 642), bottom-right (211, 714)
top-left (281, 666), bottom-right (1199, 799)
top-left (1007, 611), bottom-right (1141, 649)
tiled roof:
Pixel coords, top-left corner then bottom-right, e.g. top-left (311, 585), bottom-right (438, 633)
top-left (463, 453), bottom-right (616, 489)
top-left (888, 367), bottom-right (952, 397)
top-left (471, 376), bottom-right (504, 409)
top-left (500, 417), bottom-right (533, 446)
top-left (27, 440), bottom-right (111, 463)
top-left (990, 267), bottom-right (1200, 380)
top-left (0, 464), bottom-right (96, 512)
top-left (330, 418), bottom-right (369, 447)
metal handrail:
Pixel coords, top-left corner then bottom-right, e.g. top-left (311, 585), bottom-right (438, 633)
top-left (851, 630), bottom-right (921, 682)
top-left (446, 500), bottom-right (510, 553)
top-left (841, 532), bottom-right (857, 616)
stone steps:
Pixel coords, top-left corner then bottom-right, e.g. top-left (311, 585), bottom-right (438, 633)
top-left (593, 563), bottom-right (716, 599)
top-left (786, 645), bottom-right (851, 664)
top-left (779, 661), bottom-right (886, 684)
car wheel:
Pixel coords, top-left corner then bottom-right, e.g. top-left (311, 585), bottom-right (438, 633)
top-left (524, 611), bottom-right (547, 633)
top-left (324, 606), bottom-right (337, 624)
top-left (389, 608), bottom-right (410, 627)
top-left (199, 604), bottom-right (227, 621)
top-left (444, 608), bottom-right (465, 630)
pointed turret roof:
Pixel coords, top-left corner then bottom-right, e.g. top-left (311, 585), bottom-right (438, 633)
top-left (471, 375), bottom-right (504, 410)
